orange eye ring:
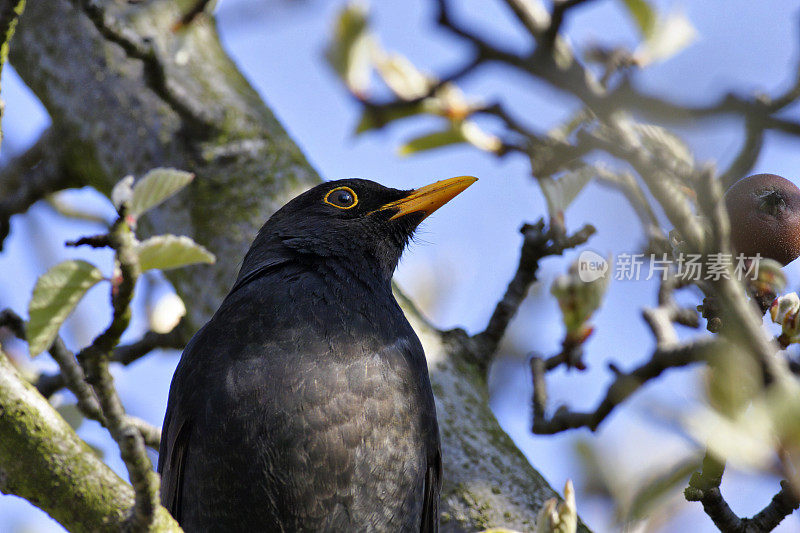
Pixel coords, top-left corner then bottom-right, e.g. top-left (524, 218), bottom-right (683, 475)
top-left (324, 186), bottom-right (358, 210)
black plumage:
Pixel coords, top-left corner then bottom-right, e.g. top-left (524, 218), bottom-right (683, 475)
top-left (158, 176), bottom-right (476, 531)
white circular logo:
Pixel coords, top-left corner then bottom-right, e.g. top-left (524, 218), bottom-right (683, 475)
top-left (577, 250), bottom-right (609, 283)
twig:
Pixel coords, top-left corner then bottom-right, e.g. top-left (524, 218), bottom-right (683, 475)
top-left (73, 215), bottom-right (159, 531)
top-left (500, 0), bottom-right (547, 38)
top-left (594, 167), bottom-right (665, 246)
top-left (36, 323), bottom-right (187, 398)
top-left (0, 309), bottom-right (164, 451)
top-left (0, 307), bottom-right (24, 338)
top-left (686, 453), bottom-right (800, 532)
top-left (439, 0), bottom-right (800, 138)
top-left (531, 337), bottom-right (717, 434)
top-left (747, 482), bottom-right (800, 531)
top-left (542, 0), bottom-right (597, 49)
top-left (41, 337), bottom-right (162, 450)
top-left (528, 349), bottom-right (578, 421)
top-left (597, 137), bottom-right (784, 384)
top-left (530, 271), bottom-right (698, 424)
top-left (642, 278), bottom-right (700, 349)
top-left (354, 55), bottom-right (483, 132)
top-left (0, 0), bottom-right (25, 151)
top-left (695, 169), bottom-right (789, 384)
top-left (127, 416), bottom-right (161, 449)
top-left (66, 234), bottom-right (111, 248)
top-left (172, 0), bottom-right (214, 31)
top-left (720, 116), bottom-right (765, 190)
top-left (580, 127), bottom-right (705, 251)
top-left (48, 336), bottom-right (104, 422)
top-left (472, 219), bottom-right (595, 369)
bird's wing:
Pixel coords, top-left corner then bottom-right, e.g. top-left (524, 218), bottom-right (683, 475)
top-left (158, 325), bottom-right (209, 522)
top-left (229, 253), bottom-right (292, 296)
top-left (421, 445), bottom-right (442, 533)
top-left (158, 414), bottom-right (192, 521)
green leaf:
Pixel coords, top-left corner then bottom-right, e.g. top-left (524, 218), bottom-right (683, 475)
top-left (705, 342), bottom-right (761, 417)
top-left (540, 166), bottom-right (597, 217)
top-left (399, 126), bottom-right (468, 156)
top-left (136, 235), bottom-right (216, 272)
top-left (130, 168), bottom-right (195, 218)
top-left (684, 403), bottom-right (776, 470)
top-left (635, 9), bottom-right (697, 65)
top-left (398, 122), bottom-right (500, 156)
top-left (620, 0), bottom-right (656, 39)
top-left (325, 3), bottom-right (376, 96)
top-left (634, 124), bottom-right (694, 169)
top-left (355, 101), bottom-right (428, 134)
top-left (551, 256), bottom-right (609, 340)
top-left (27, 260), bottom-right (104, 357)
top-left (623, 457), bottom-right (702, 522)
top-left (375, 53), bottom-right (433, 100)
top-left (111, 175), bottom-right (134, 211)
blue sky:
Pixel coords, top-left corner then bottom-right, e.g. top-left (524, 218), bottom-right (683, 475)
top-left (1, 1), bottom-right (799, 531)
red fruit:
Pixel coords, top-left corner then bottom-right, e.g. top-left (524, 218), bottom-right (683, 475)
top-left (724, 174), bottom-right (800, 265)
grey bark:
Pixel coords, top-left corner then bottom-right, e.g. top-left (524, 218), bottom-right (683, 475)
top-left (2, 0), bottom-right (574, 530)
top-left (0, 348), bottom-right (181, 531)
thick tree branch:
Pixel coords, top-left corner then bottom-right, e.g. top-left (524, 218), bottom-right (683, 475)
top-left (69, 0), bottom-right (220, 130)
top-left (0, 347), bottom-right (181, 531)
top-left (0, 128), bottom-right (78, 250)
top-left (0, 309), bottom-right (163, 450)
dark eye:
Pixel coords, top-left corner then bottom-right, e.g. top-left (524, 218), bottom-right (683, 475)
top-left (324, 187), bottom-right (358, 209)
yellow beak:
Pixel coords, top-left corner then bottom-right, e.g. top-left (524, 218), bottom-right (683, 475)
top-left (377, 176), bottom-right (478, 220)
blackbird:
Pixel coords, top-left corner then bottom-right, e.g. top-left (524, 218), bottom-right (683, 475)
top-left (158, 176), bottom-right (477, 532)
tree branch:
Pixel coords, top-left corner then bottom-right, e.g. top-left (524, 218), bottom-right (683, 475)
top-left (472, 219), bottom-right (595, 369)
top-left (720, 116), bottom-right (765, 190)
top-left (0, 0), bottom-right (25, 150)
top-left (685, 454), bottom-right (800, 532)
top-left (0, 309), bottom-right (164, 451)
top-left (442, 0), bottom-right (800, 141)
top-left (35, 321), bottom-right (188, 399)
top-left (74, 215), bottom-right (159, 530)
top-left (543, 0), bottom-right (598, 49)
top-left (531, 336), bottom-right (716, 433)
top-left (69, 0), bottom-right (220, 130)
top-left (0, 128), bottom-right (78, 250)
top-left (0, 347), bottom-right (181, 531)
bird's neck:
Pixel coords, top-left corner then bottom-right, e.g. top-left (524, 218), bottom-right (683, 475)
top-left (238, 231), bottom-right (399, 289)
top-left (306, 252), bottom-right (395, 299)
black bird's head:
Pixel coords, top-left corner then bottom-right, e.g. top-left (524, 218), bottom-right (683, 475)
top-left (236, 177), bottom-right (477, 287)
